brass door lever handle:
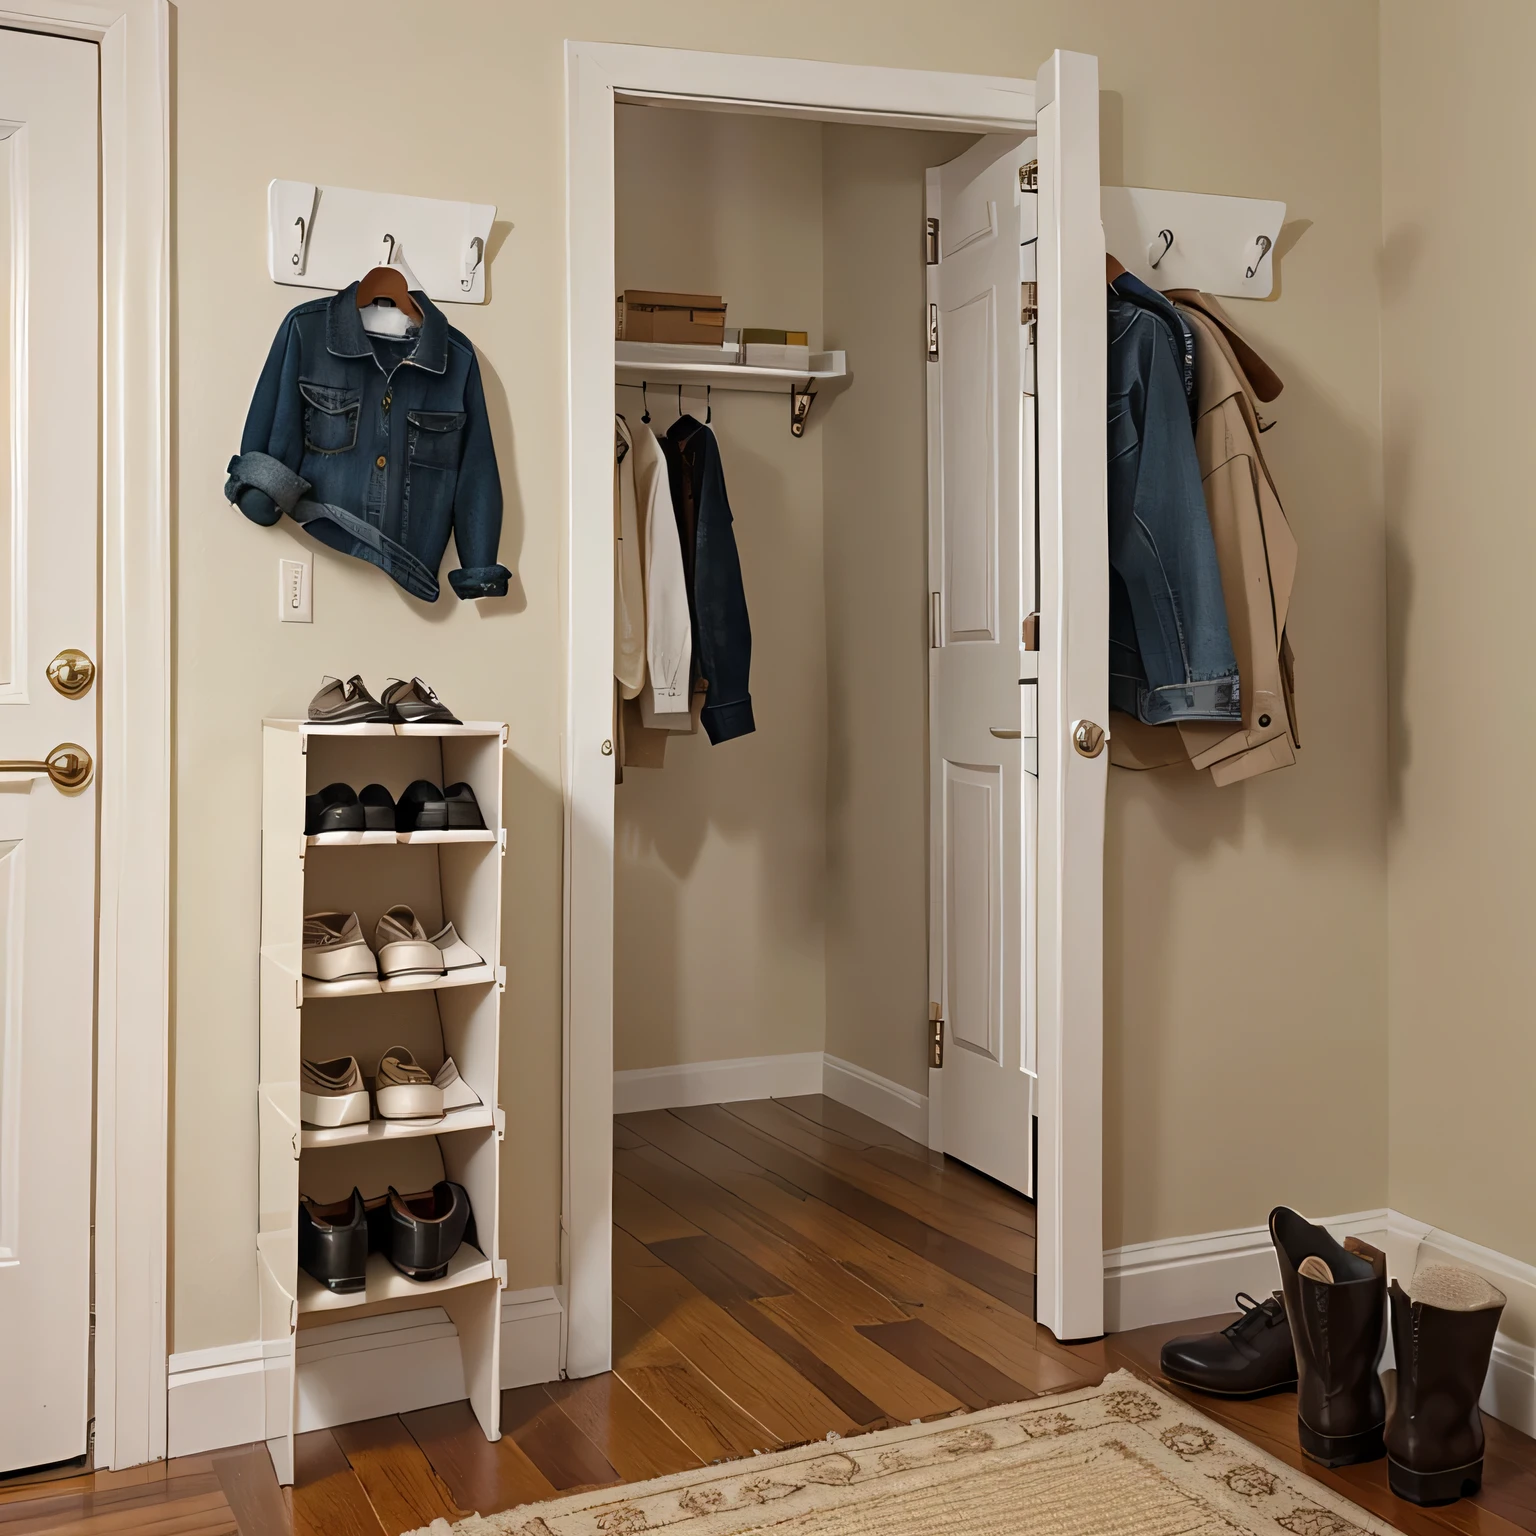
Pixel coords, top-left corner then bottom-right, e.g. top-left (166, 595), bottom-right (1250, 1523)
top-left (0, 743), bottom-right (93, 791)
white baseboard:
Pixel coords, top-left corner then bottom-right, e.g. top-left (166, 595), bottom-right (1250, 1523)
top-left (821, 1053), bottom-right (928, 1144)
top-left (166, 1286), bottom-right (565, 1456)
top-left (613, 1050), bottom-right (929, 1144)
top-left (613, 1052), bottom-right (823, 1114)
top-left (1103, 1207), bottom-right (1536, 1441)
top-left (1103, 1208), bottom-right (1389, 1334)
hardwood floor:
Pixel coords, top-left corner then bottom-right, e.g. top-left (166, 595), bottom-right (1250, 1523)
top-left (5, 1095), bottom-right (1533, 1534)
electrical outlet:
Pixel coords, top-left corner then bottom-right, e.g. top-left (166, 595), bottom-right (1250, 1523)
top-left (279, 556), bottom-right (312, 623)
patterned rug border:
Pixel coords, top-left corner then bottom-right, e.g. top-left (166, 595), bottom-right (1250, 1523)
top-left (407, 1369), bottom-right (1403, 1536)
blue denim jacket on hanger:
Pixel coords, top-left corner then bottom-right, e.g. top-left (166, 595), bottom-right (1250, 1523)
top-left (1108, 290), bottom-right (1240, 725)
top-left (225, 283), bottom-right (510, 602)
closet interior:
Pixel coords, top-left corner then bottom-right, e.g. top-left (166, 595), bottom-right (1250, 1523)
top-left (609, 102), bottom-right (992, 1192)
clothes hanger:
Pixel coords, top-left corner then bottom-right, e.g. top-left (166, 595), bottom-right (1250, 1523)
top-left (356, 233), bottom-right (424, 325)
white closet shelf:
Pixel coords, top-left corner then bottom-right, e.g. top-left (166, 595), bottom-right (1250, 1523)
top-left (300, 1103), bottom-right (496, 1149)
top-left (615, 349), bottom-right (846, 393)
top-left (297, 1243), bottom-right (495, 1315)
top-left (264, 718), bottom-right (508, 742)
top-left (302, 963), bottom-right (498, 1000)
top-left (305, 828), bottom-right (500, 847)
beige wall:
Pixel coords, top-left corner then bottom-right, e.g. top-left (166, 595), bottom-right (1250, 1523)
top-left (172, 0), bottom-right (1387, 1354)
top-left (1381, 0), bottom-right (1536, 1271)
top-left (612, 105), bottom-right (829, 1072)
top-left (821, 126), bottom-right (975, 1095)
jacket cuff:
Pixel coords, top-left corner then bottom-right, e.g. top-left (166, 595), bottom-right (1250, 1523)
top-left (701, 696), bottom-right (756, 745)
top-left (449, 563), bottom-right (511, 600)
top-left (225, 451), bottom-right (310, 523)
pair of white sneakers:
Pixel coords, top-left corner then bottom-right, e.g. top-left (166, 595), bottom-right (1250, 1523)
top-left (300, 1048), bottom-right (481, 1127)
top-left (302, 906), bottom-right (482, 987)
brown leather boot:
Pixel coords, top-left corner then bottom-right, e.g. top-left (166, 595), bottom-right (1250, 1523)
top-left (1270, 1206), bottom-right (1387, 1466)
top-left (1385, 1264), bottom-right (1506, 1505)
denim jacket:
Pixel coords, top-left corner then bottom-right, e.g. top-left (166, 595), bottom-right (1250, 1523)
top-left (1108, 290), bottom-right (1241, 725)
top-left (225, 284), bottom-right (510, 602)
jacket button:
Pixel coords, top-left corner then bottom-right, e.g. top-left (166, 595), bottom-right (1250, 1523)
top-left (375, 455), bottom-right (387, 469)
top-left (1258, 713), bottom-right (1271, 728)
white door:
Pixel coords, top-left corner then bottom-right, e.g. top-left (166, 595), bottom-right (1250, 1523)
top-left (0, 30), bottom-right (100, 1473)
top-left (925, 132), bottom-right (1036, 1194)
top-left (925, 51), bottom-right (1106, 1341)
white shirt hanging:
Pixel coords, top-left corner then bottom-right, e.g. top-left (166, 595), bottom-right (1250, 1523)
top-left (629, 419), bottom-right (692, 723)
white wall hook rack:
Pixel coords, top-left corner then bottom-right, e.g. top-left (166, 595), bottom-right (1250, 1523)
top-left (1101, 185), bottom-right (1286, 300)
top-left (267, 180), bottom-right (496, 304)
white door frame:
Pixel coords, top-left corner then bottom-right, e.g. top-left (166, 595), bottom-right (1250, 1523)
top-left (0, 0), bottom-right (171, 1469)
top-left (563, 40), bottom-right (1103, 1369)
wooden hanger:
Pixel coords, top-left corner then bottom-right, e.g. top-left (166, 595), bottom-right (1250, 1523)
top-left (356, 236), bottom-right (423, 325)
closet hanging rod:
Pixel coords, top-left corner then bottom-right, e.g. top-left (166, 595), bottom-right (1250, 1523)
top-left (616, 350), bottom-right (847, 437)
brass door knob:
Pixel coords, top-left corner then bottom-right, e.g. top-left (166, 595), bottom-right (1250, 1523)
top-left (47, 648), bottom-right (96, 698)
top-left (0, 742), bottom-right (94, 791)
top-left (1072, 720), bottom-right (1107, 759)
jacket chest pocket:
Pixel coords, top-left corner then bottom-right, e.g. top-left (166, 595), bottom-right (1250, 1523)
top-left (407, 409), bottom-right (466, 471)
top-left (300, 380), bottom-right (361, 454)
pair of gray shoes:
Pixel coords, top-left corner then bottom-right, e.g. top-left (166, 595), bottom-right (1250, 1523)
top-left (307, 673), bottom-right (459, 725)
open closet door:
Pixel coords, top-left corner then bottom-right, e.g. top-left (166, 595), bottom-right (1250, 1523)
top-left (924, 132), bottom-right (1036, 1197)
top-left (1033, 49), bottom-right (1107, 1342)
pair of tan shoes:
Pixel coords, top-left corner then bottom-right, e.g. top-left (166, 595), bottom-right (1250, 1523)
top-left (299, 1050), bottom-right (481, 1127)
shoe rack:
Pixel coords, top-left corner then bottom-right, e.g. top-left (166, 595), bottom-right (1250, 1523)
top-left (258, 718), bottom-right (507, 1486)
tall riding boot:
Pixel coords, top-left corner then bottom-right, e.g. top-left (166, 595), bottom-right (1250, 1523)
top-left (1270, 1206), bottom-right (1387, 1466)
top-left (1385, 1264), bottom-right (1505, 1505)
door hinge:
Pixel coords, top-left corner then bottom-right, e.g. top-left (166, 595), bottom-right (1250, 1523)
top-left (925, 216), bottom-right (939, 265)
top-left (930, 1003), bottom-right (945, 1068)
top-left (1019, 159), bottom-right (1038, 192)
top-left (1020, 281), bottom-right (1037, 325)
top-left (927, 302), bottom-right (938, 361)
top-left (1022, 611), bottom-right (1040, 650)
top-left (929, 592), bottom-right (942, 649)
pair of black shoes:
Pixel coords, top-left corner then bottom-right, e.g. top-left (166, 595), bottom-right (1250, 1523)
top-left (307, 674), bottom-right (461, 726)
top-left (298, 1181), bottom-right (475, 1294)
top-left (305, 780), bottom-right (485, 836)
top-left (1161, 1207), bottom-right (1506, 1507)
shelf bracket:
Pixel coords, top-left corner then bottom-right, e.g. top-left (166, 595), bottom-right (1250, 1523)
top-left (790, 382), bottom-right (816, 438)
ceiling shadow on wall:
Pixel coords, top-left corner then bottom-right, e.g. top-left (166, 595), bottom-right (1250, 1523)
top-left (1099, 92), bottom-right (1124, 188)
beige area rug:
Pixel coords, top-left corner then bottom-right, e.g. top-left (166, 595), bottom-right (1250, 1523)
top-left (408, 1371), bottom-right (1404, 1536)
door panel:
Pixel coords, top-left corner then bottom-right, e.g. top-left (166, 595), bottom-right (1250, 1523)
top-left (926, 134), bottom-right (1033, 1198)
top-left (943, 765), bottom-right (1000, 1061)
top-left (0, 29), bottom-right (100, 1472)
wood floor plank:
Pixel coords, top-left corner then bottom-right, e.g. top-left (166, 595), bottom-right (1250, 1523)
top-left (291, 1432), bottom-right (384, 1536)
top-left (399, 1401), bottom-right (554, 1518)
top-left (329, 1417), bottom-right (462, 1535)
top-left (613, 1172), bottom-right (705, 1245)
top-left (772, 1095), bottom-right (933, 1158)
top-left (613, 1226), bottom-right (861, 1444)
top-left (542, 1374), bottom-right (703, 1484)
top-left (616, 1144), bottom-right (908, 1327)
top-left (0, 1477), bottom-right (231, 1536)
top-left (211, 1450), bottom-right (292, 1536)
top-left (31, 1490), bottom-right (239, 1536)
top-left (611, 1297), bottom-right (776, 1461)
top-left (620, 1112), bottom-right (1082, 1395)
top-left (725, 1099), bottom-right (1038, 1264)
top-left (499, 1386), bottom-right (620, 1493)
top-left (670, 1106), bottom-right (1036, 1315)
top-left (857, 1319), bottom-right (1036, 1411)
top-left (613, 1121), bottom-right (648, 1151)
top-left (647, 1234), bottom-right (793, 1305)
top-left (751, 1293), bottom-right (966, 1424)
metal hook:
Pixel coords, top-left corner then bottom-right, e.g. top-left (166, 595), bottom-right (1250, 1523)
top-left (640, 381), bottom-right (650, 424)
top-left (381, 232), bottom-right (397, 266)
top-left (291, 215), bottom-right (306, 268)
top-left (705, 385), bottom-right (712, 425)
top-left (1149, 228), bottom-right (1174, 269)
top-left (1245, 234), bottom-right (1273, 280)
top-left (460, 234), bottom-right (485, 292)
top-left (677, 385), bottom-right (683, 417)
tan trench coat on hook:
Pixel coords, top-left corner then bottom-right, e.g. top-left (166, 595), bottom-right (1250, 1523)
top-left (1110, 291), bottom-right (1300, 785)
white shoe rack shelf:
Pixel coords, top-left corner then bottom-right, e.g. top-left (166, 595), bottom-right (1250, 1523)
top-left (258, 719), bottom-right (508, 1485)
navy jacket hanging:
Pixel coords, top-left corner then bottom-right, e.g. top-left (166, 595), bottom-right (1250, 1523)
top-left (661, 415), bottom-right (755, 744)
top-left (225, 284), bottom-right (510, 603)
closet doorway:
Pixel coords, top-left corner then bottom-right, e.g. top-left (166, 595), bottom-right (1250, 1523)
top-left (564, 44), bottom-right (1108, 1375)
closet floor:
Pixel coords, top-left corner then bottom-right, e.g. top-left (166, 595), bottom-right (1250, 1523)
top-left (9, 1097), bottom-right (1534, 1535)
